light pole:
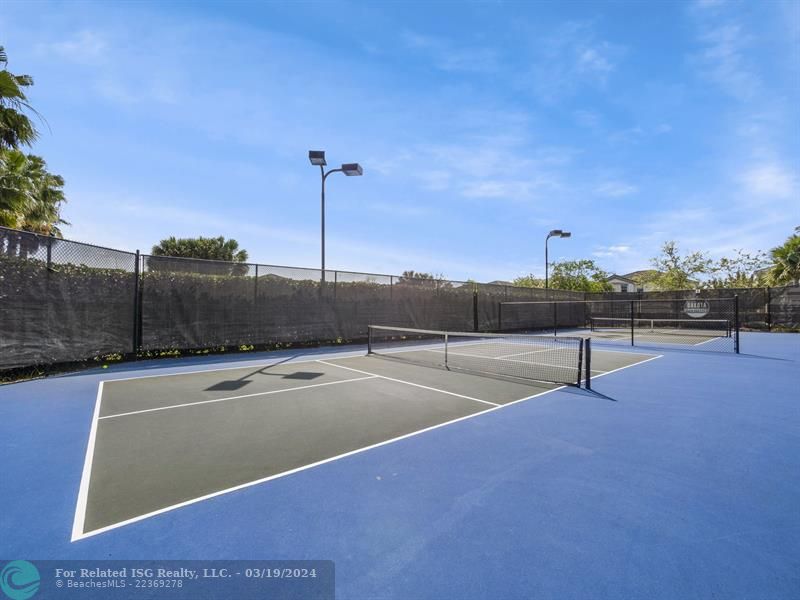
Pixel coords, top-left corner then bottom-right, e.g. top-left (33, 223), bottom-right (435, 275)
top-left (545, 229), bottom-right (571, 289)
top-left (308, 151), bottom-right (363, 282)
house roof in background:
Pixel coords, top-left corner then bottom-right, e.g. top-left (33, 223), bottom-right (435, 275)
top-left (622, 269), bottom-right (659, 281)
top-left (606, 274), bottom-right (638, 284)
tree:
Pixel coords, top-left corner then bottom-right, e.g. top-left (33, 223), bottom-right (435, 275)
top-left (151, 236), bottom-right (249, 263)
top-left (643, 241), bottom-right (712, 291)
top-left (0, 149), bottom-right (67, 234)
top-left (548, 259), bottom-right (612, 292)
top-left (766, 229), bottom-right (800, 286)
top-left (706, 249), bottom-right (770, 289)
top-left (512, 274), bottom-right (544, 288)
top-left (395, 270), bottom-right (452, 288)
top-left (0, 46), bottom-right (40, 150)
top-left (0, 47), bottom-right (65, 235)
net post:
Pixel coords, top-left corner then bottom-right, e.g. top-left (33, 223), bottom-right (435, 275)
top-left (498, 302), bottom-right (503, 332)
top-left (444, 333), bottom-right (448, 367)
top-left (734, 294), bottom-right (740, 354)
top-left (577, 337), bottom-right (583, 386)
top-left (584, 337), bottom-right (591, 389)
top-left (630, 300), bottom-right (635, 346)
top-left (367, 326), bottom-right (373, 354)
top-left (132, 250), bottom-right (140, 354)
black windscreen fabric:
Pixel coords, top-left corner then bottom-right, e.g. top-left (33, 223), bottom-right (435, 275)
top-left (0, 227), bottom-right (136, 368)
top-left (2, 224), bottom-right (797, 373)
top-left (770, 286), bottom-right (800, 330)
top-left (139, 257), bottom-right (476, 352)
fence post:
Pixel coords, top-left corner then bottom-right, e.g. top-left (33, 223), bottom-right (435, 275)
top-left (472, 289), bottom-right (479, 332)
top-left (132, 250), bottom-right (140, 354)
top-left (765, 287), bottom-right (771, 332)
top-left (630, 300), bottom-right (635, 346)
top-left (46, 234), bottom-right (53, 270)
top-left (734, 294), bottom-right (740, 354)
top-left (498, 301), bottom-right (503, 332)
top-left (254, 264), bottom-right (259, 305)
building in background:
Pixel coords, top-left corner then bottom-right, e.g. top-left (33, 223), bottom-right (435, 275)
top-left (606, 270), bottom-right (660, 293)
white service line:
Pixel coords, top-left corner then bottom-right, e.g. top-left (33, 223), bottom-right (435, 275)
top-left (99, 375), bottom-right (379, 420)
top-left (317, 360), bottom-right (500, 407)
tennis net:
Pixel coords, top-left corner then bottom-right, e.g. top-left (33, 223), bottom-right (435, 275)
top-left (590, 317), bottom-right (731, 337)
top-left (367, 325), bottom-right (585, 386)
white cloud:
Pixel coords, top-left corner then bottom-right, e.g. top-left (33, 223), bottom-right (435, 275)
top-left (527, 21), bottom-right (625, 102)
top-left (37, 30), bottom-right (108, 63)
top-left (692, 19), bottom-right (761, 100)
top-left (740, 164), bottom-right (797, 198)
top-left (401, 31), bottom-right (498, 73)
top-left (577, 47), bottom-right (614, 75)
top-left (593, 244), bottom-right (631, 257)
top-left (594, 181), bottom-right (638, 197)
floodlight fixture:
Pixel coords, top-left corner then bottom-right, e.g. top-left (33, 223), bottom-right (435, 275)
top-left (341, 163), bottom-right (363, 176)
top-left (308, 150), bottom-right (327, 166)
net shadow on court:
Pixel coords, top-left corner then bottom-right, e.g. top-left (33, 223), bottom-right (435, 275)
top-left (73, 346), bottom-right (658, 540)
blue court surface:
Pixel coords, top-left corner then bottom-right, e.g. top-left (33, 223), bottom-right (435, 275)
top-left (1, 332), bottom-right (798, 599)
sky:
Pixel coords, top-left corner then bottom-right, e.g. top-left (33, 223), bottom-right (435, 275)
top-left (1, 0), bottom-right (798, 282)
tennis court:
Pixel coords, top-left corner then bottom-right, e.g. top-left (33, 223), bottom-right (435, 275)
top-left (1, 330), bottom-right (798, 600)
top-left (73, 335), bottom-right (658, 539)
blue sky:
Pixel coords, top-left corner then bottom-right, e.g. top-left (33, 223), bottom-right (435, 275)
top-left (2, 0), bottom-right (798, 281)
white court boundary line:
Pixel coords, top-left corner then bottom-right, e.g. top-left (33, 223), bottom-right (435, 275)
top-left (99, 375), bottom-right (378, 420)
top-left (72, 351), bottom-right (661, 542)
top-left (583, 353), bottom-right (663, 385)
top-left (71, 382), bottom-right (104, 542)
top-left (72, 365), bottom-right (556, 541)
top-left (692, 336), bottom-right (728, 347)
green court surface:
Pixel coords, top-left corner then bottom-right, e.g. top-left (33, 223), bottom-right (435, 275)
top-left (75, 348), bottom-right (657, 539)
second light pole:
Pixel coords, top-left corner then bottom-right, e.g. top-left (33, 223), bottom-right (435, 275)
top-left (545, 229), bottom-right (571, 289)
top-left (308, 151), bottom-right (363, 282)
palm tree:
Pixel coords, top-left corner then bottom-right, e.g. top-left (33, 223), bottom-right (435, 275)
top-left (767, 230), bottom-right (800, 286)
top-left (18, 155), bottom-right (67, 236)
top-left (0, 148), bottom-right (32, 227)
top-left (0, 46), bottom-right (41, 150)
top-left (0, 150), bottom-right (67, 234)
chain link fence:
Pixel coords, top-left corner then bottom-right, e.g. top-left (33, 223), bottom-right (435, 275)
top-left (0, 227), bottom-right (137, 369)
top-left (1, 225), bottom-right (798, 373)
